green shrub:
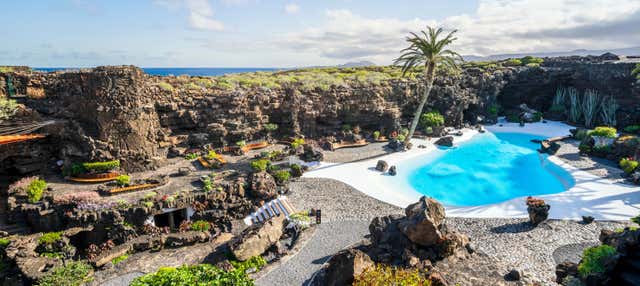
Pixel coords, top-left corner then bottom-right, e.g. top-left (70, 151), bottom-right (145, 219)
top-left (291, 138), bottom-right (305, 149)
top-left (230, 255), bottom-right (267, 272)
top-left (236, 140), bottom-right (247, 147)
top-left (38, 261), bottom-right (93, 286)
top-left (396, 134), bottom-right (406, 142)
top-left (274, 170), bottom-right (291, 184)
top-left (115, 175), bottom-right (130, 186)
top-left (520, 56), bottom-right (544, 65)
top-left (38, 232), bottom-right (63, 245)
top-left (182, 82), bottom-right (201, 90)
top-left (131, 264), bottom-right (254, 286)
top-left (620, 158), bottom-right (639, 174)
top-left (202, 177), bottom-right (213, 192)
top-left (290, 164), bottom-right (303, 177)
top-left (506, 114), bottom-right (520, 122)
top-left (578, 144), bottom-right (592, 153)
top-left (190, 220), bottom-right (211, 232)
top-left (589, 127), bottom-right (617, 138)
top-left (373, 131), bottom-right (381, 140)
top-left (632, 214), bottom-right (640, 225)
top-left (0, 97), bottom-right (19, 121)
top-left (82, 160), bottom-right (120, 172)
top-left (205, 150), bottom-right (218, 160)
top-left (574, 129), bottom-right (590, 140)
top-left (112, 254), bottom-right (129, 265)
top-left (0, 238), bottom-right (10, 249)
top-left (633, 63), bottom-right (640, 79)
top-left (533, 112), bottom-right (543, 122)
top-left (263, 123), bottom-right (278, 132)
top-left (184, 153), bottom-right (198, 160)
top-left (353, 264), bottom-right (430, 286)
top-left (27, 179), bottom-right (47, 203)
top-left (420, 111), bottom-right (445, 128)
top-left (503, 58), bottom-right (522, 66)
top-left (624, 125), bottom-right (640, 134)
top-left (157, 81), bottom-right (174, 92)
top-left (488, 105), bottom-right (499, 116)
top-left (250, 159), bottom-right (270, 172)
top-left (578, 245), bottom-right (617, 278)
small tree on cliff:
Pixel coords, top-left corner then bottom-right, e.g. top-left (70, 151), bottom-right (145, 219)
top-left (394, 26), bottom-right (462, 146)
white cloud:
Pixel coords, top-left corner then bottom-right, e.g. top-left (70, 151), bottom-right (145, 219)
top-left (285, 3), bottom-right (300, 14)
top-left (155, 0), bottom-right (224, 31)
top-left (277, 0), bottom-right (640, 64)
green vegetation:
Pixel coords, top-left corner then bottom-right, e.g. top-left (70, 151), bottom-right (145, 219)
top-left (250, 159), bottom-right (270, 172)
top-left (205, 150), bottom-right (219, 160)
top-left (488, 104), bottom-right (499, 116)
top-left (157, 81), bottom-right (174, 92)
top-left (263, 123), bottom-right (278, 132)
top-left (373, 131), bottom-right (381, 140)
top-left (420, 111), bottom-right (445, 131)
top-left (115, 174), bottom-right (130, 186)
top-left (0, 238), bottom-right (10, 249)
top-left (620, 158), bottom-right (639, 174)
top-left (624, 125), bottom-right (640, 134)
top-left (202, 177), bottom-right (214, 192)
top-left (521, 56), bottom-right (544, 66)
top-left (394, 26), bottom-right (461, 146)
top-left (578, 245), bottom-right (617, 278)
top-left (184, 153), bottom-right (198, 160)
top-left (503, 58), bottom-right (522, 66)
top-left (131, 263), bottom-right (257, 286)
top-left (632, 214), bottom-right (640, 225)
top-left (27, 179), bottom-right (47, 203)
top-left (38, 261), bottom-right (93, 286)
top-left (82, 160), bottom-right (120, 173)
top-left (589, 127), bottom-right (617, 138)
top-left (353, 264), bottom-right (430, 286)
top-left (290, 164), bottom-right (303, 177)
top-left (229, 255), bottom-right (267, 272)
top-left (273, 170), bottom-right (291, 184)
top-left (0, 66), bottom-right (15, 73)
top-left (112, 254), bottom-right (129, 265)
top-left (0, 97), bottom-right (19, 121)
top-left (396, 134), bottom-right (406, 142)
top-left (236, 140), bottom-right (247, 147)
top-left (38, 232), bottom-right (63, 245)
top-left (291, 138), bottom-right (305, 149)
top-left (633, 63), bottom-right (640, 79)
top-left (190, 220), bottom-right (211, 232)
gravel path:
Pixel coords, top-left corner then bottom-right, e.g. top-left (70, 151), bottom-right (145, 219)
top-left (321, 142), bottom-right (392, 163)
top-left (555, 139), bottom-right (626, 183)
top-left (258, 178), bottom-right (630, 285)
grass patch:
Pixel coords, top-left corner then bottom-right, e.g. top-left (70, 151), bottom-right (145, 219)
top-left (354, 264), bottom-right (430, 286)
top-left (38, 261), bottom-right (93, 286)
top-left (112, 254), bottom-right (129, 265)
top-left (38, 232), bottom-right (63, 245)
top-left (578, 245), bottom-right (617, 278)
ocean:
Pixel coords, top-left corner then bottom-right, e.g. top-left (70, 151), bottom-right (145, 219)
top-left (34, 67), bottom-right (279, 76)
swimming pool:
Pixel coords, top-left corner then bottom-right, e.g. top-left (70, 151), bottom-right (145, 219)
top-left (404, 132), bottom-right (575, 206)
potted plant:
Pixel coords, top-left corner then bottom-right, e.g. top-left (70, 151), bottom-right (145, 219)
top-left (526, 197), bottom-right (550, 225)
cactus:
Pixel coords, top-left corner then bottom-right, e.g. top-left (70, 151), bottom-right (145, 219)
top-left (567, 87), bottom-right (581, 123)
top-left (600, 96), bottom-right (618, 127)
top-left (581, 89), bottom-right (600, 128)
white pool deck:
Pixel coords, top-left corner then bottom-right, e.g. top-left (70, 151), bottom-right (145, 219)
top-left (304, 120), bottom-right (640, 221)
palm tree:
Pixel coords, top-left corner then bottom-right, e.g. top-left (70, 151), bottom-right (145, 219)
top-left (394, 26), bottom-right (462, 147)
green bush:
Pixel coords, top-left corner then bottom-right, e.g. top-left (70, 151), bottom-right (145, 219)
top-left (205, 150), bottom-right (218, 160)
top-left (574, 129), bottom-right (590, 141)
top-left (82, 160), bottom-right (120, 172)
top-left (589, 127), bottom-right (617, 138)
top-left (230, 255), bottom-right (267, 272)
top-left (38, 232), bottom-right (63, 245)
top-left (131, 264), bottom-right (255, 286)
top-left (0, 238), bottom-right (10, 249)
top-left (263, 123), bottom-right (278, 132)
top-left (578, 144), bottom-right (592, 153)
top-left (236, 140), bottom-right (247, 147)
top-left (620, 158), bottom-right (639, 174)
top-left (506, 114), bottom-right (520, 122)
top-left (290, 164), bottom-right (303, 177)
top-left (632, 214), bottom-right (640, 225)
top-left (578, 245), bottom-right (617, 278)
top-left (112, 254), bottom-right (129, 265)
top-left (291, 138), bottom-right (305, 149)
top-left (274, 170), bottom-right (291, 184)
top-left (503, 58), bottom-right (523, 66)
top-left (633, 63), bottom-right (640, 79)
top-left (190, 220), bottom-right (211, 232)
top-left (520, 56), bottom-right (544, 65)
top-left (115, 175), bottom-right (130, 186)
top-left (420, 111), bottom-right (445, 128)
top-left (184, 153), bottom-right (198, 160)
top-left (354, 264), bottom-right (430, 286)
top-left (533, 112), bottom-right (543, 122)
top-left (0, 97), bottom-right (19, 121)
top-left (202, 177), bottom-right (213, 192)
top-left (396, 134), bottom-right (406, 142)
top-left (373, 131), bottom-right (381, 140)
top-left (488, 105), bottom-right (499, 116)
top-left (27, 179), bottom-right (47, 203)
top-left (38, 262), bottom-right (93, 286)
top-left (157, 82), bottom-right (174, 92)
top-left (624, 125), bottom-right (640, 134)
top-left (250, 159), bottom-right (270, 172)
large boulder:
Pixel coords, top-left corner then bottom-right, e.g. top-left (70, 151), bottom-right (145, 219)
top-left (375, 160), bottom-right (388, 172)
top-left (231, 215), bottom-right (285, 261)
top-left (249, 172), bottom-right (277, 200)
top-left (434, 136), bottom-right (454, 147)
top-left (322, 248), bottom-right (374, 286)
top-left (398, 197), bottom-right (446, 246)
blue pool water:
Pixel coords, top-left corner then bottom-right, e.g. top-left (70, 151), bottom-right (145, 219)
top-left (406, 132), bottom-right (575, 206)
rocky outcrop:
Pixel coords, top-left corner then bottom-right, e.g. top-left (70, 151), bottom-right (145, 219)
top-left (250, 172), bottom-right (278, 200)
top-left (375, 160), bottom-right (388, 172)
top-left (434, 136), bottom-right (454, 147)
top-left (399, 197), bottom-right (446, 246)
top-left (321, 248), bottom-right (374, 286)
top-left (230, 215), bottom-right (285, 261)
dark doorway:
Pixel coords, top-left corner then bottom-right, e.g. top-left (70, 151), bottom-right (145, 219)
top-left (153, 208), bottom-right (188, 230)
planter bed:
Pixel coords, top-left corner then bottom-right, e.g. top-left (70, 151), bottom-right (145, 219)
top-left (67, 172), bottom-right (120, 183)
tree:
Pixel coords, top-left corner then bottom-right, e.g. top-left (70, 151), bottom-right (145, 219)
top-left (394, 26), bottom-right (462, 146)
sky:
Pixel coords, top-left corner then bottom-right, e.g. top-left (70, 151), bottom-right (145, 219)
top-left (1, 0), bottom-right (639, 68)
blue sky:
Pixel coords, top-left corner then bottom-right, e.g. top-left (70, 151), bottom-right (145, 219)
top-left (1, 0), bottom-right (639, 67)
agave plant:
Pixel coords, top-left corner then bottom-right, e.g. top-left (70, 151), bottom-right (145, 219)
top-left (581, 89), bottom-right (600, 128)
top-left (394, 26), bottom-right (462, 146)
top-left (600, 96), bottom-right (618, 127)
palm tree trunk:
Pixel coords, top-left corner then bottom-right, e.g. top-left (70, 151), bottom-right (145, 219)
top-left (404, 63), bottom-right (436, 146)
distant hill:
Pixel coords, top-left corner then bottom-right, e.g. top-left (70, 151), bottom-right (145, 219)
top-left (337, 61), bottom-right (377, 67)
top-left (463, 46), bottom-right (640, 62)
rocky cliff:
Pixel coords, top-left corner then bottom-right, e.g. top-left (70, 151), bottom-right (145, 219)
top-left (0, 58), bottom-right (638, 175)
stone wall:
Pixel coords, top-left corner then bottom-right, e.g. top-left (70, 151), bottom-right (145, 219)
top-left (0, 59), bottom-right (638, 174)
